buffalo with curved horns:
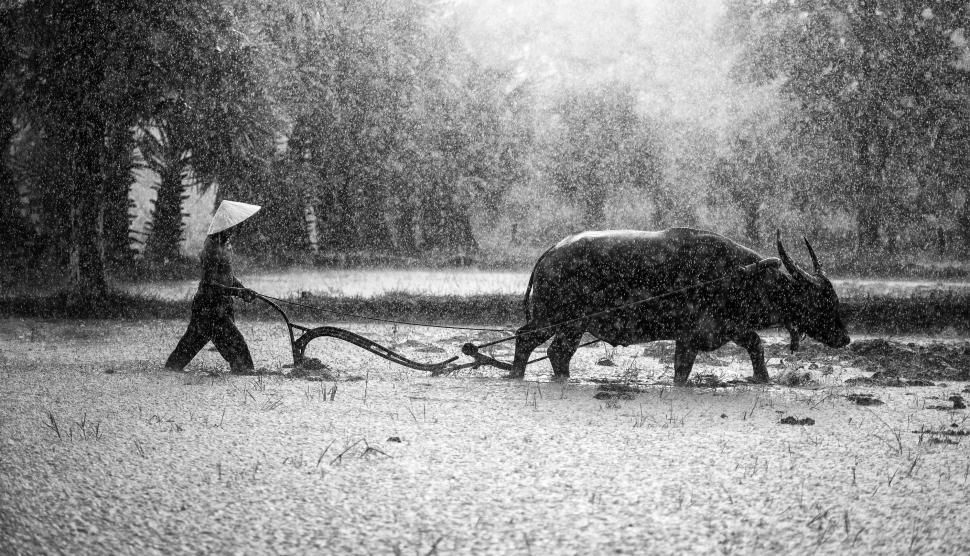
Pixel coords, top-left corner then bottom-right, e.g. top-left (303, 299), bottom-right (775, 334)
top-left (511, 227), bottom-right (850, 384)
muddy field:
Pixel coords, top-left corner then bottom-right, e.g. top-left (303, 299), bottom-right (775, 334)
top-left (2, 318), bottom-right (970, 554)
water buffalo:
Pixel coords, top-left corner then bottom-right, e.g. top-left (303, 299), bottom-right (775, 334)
top-left (511, 227), bottom-right (850, 384)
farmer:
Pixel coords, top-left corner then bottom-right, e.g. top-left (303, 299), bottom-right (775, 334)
top-left (164, 200), bottom-right (261, 374)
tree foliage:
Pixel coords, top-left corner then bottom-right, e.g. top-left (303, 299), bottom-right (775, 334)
top-left (2, 0), bottom-right (279, 293)
top-left (5, 0), bottom-right (970, 293)
top-left (549, 82), bottom-right (661, 228)
top-left (726, 0), bottom-right (970, 251)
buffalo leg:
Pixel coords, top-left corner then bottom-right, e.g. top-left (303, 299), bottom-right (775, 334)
top-left (735, 331), bottom-right (769, 383)
top-left (510, 323), bottom-right (554, 379)
top-left (673, 341), bottom-right (697, 386)
top-left (548, 327), bottom-right (584, 379)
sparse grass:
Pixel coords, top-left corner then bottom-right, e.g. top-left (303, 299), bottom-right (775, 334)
top-left (3, 319), bottom-right (970, 554)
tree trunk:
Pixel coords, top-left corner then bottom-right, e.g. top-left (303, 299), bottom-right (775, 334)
top-left (354, 184), bottom-right (391, 251)
top-left (856, 205), bottom-right (880, 251)
top-left (0, 122), bottom-right (26, 255)
top-left (103, 125), bottom-right (135, 267)
top-left (854, 129), bottom-right (888, 252)
top-left (743, 204), bottom-right (761, 244)
top-left (419, 191), bottom-right (445, 250)
top-left (440, 195), bottom-right (479, 253)
top-left (395, 199), bottom-right (418, 254)
top-left (318, 177), bottom-right (357, 252)
top-left (68, 124), bottom-right (108, 299)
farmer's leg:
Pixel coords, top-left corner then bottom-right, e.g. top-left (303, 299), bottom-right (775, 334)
top-left (165, 319), bottom-right (211, 371)
top-left (211, 316), bottom-right (255, 373)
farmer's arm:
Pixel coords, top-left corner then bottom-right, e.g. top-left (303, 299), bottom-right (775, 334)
top-left (225, 258), bottom-right (255, 301)
top-left (200, 238), bottom-right (255, 300)
top-left (231, 277), bottom-right (256, 302)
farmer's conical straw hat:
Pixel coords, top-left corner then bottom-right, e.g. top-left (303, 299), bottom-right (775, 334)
top-left (207, 200), bottom-right (261, 235)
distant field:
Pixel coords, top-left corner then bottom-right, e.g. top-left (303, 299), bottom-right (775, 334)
top-left (118, 268), bottom-right (970, 301)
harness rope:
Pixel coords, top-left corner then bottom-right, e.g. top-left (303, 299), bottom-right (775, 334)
top-left (207, 258), bottom-right (772, 371)
top-left (472, 271), bottom-right (754, 351)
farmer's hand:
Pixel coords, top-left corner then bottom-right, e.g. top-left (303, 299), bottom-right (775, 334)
top-left (240, 288), bottom-right (257, 303)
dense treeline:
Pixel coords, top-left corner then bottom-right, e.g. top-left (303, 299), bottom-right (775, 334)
top-left (1, 0), bottom-right (969, 298)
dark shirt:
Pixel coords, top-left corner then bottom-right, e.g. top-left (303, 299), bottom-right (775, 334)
top-left (195, 236), bottom-right (243, 306)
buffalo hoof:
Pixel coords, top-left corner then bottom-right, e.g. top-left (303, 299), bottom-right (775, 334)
top-left (746, 374), bottom-right (770, 384)
top-left (504, 372), bottom-right (525, 380)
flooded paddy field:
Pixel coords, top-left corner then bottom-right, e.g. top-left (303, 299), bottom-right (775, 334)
top-left (2, 318), bottom-right (969, 554)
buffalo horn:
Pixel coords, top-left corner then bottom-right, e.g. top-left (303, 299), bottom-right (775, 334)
top-left (777, 230), bottom-right (819, 286)
top-left (803, 237), bottom-right (823, 275)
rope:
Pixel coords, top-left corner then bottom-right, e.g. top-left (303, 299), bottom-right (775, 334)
top-left (473, 273), bottom-right (741, 350)
top-left (212, 258), bottom-right (767, 359)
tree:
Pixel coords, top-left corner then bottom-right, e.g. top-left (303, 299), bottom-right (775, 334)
top-left (712, 137), bottom-right (780, 244)
top-left (550, 82), bottom-right (661, 228)
top-left (262, 0), bottom-right (529, 256)
top-left (134, 2), bottom-right (278, 265)
top-left (726, 0), bottom-right (970, 251)
top-left (6, 0), bottom-right (120, 296)
top-left (5, 0), bottom-right (278, 295)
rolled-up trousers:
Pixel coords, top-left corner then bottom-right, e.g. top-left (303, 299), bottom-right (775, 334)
top-left (165, 293), bottom-right (254, 372)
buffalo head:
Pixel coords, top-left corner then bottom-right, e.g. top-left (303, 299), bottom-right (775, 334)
top-left (777, 232), bottom-right (850, 349)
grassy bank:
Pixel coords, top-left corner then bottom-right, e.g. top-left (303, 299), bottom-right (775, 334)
top-left (2, 288), bottom-right (970, 334)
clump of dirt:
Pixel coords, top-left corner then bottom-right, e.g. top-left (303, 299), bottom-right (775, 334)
top-left (844, 393), bottom-right (884, 406)
top-left (844, 369), bottom-right (935, 387)
top-left (912, 425), bottom-right (969, 443)
top-left (912, 425), bottom-right (970, 436)
top-left (780, 416), bottom-right (815, 426)
top-left (774, 369), bottom-right (818, 387)
top-left (596, 357), bottom-right (616, 367)
top-left (845, 338), bottom-right (970, 382)
top-left (925, 395), bottom-right (966, 411)
top-left (689, 373), bottom-right (730, 388)
top-left (287, 357), bottom-right (337, 380)
top-left (593, 383), bottom-right (639, 400)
